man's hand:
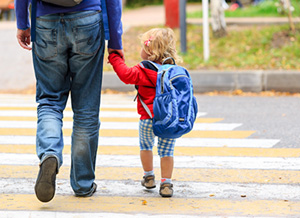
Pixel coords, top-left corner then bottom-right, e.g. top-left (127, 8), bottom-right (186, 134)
top-left (108, 48), bottom-right (124, 61)
top-left (17, 28), bottom-right (32, 50)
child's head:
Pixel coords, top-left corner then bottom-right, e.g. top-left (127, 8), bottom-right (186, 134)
top-left (140, 28), bottom-right (181, 64)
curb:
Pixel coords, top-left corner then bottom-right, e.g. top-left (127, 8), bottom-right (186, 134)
top-left (102, 70), bottom-right (300, 93)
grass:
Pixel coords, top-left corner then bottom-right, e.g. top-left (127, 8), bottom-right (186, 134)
top-left (103, 24), bottom-right (300, 71)
top-left (181, 24), bottom-right (300, 70)
top-left (187, 0), bottom-right (300, 18)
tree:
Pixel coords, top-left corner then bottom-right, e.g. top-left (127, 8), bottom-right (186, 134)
top-left (277, 0), bottom-right (295, 33)
top-left (210, 0), bottom-right (227, 38)
top-left (281, 0), bottom-right (295, 33)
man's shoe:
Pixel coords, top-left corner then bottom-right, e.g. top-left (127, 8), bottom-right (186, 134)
top-left (141, 175), bottom-right (156, 189)
top-left (34, 157), bottom-right (57, 202)
top-left (159, 183), bottom-right (173, 197)
top-left (75, 183), bottom-right (97, 197)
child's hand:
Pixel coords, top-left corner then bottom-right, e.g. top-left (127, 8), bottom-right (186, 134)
top-left (108, 49), bottom-right (125, 61)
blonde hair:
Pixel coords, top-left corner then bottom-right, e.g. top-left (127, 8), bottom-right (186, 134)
top-left (140, 28), bottom-right (182, 64)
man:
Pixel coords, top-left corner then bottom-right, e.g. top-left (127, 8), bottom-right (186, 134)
top-left (15, 0), bottom-right (123, 202)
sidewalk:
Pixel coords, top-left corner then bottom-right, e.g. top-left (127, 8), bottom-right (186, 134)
top-left (122, 4), bottom-right (300, 27)
top-left (1, 4), bottom-right (299, 93)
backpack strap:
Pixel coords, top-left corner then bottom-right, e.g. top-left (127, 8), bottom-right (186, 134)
top-left (145, 60), bottom-right (160, 71)
top-left (31, 0), bottom-right (37, 42)
top-left (134, 60), bottom-right (160, 119)
top-left (162, 57), bottom-right (176, 65)
top-left (133, 85), bottom-right (153, 118)
top-left (139, 97), bottom-right (153, 119)
top-left (101, 0), bottom-right (110, 40)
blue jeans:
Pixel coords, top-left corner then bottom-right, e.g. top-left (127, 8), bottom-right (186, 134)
top-left (32, 11), bottom-right (105, 196)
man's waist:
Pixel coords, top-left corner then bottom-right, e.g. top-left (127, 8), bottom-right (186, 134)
top-left (36, 1), bottom-right (100, 17)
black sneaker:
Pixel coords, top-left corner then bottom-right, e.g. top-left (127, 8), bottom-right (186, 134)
top-left (159, 183), bottom-right (173, 197)
top-left (34, 157), bottom-right (57, 202)
top-left (141, 175), bottom-right (156, 189)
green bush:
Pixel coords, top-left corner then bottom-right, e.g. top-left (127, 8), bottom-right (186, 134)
top-left (126, 0), bottom-right (162, 8)
top-left (187, 0), bottom-right (300, 18)
top-left (126, 0), bottom-right (201, 8)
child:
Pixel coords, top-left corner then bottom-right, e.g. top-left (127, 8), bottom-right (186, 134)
top-left (108, 28), bottom-right (182, 197)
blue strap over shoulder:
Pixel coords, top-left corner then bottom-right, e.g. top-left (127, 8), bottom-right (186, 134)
top-left (31, 0), bottom-right (37, 42)
top-left (101, 0), bottom-right (110, 40)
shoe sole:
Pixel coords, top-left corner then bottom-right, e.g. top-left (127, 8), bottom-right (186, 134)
top-left (143, 183), bottom-right (156, 189)
top-left (34, 157), bottom-right (57, 202)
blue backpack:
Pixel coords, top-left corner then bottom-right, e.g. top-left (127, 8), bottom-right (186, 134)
top-left (140, 58), bottom-right (198, 139)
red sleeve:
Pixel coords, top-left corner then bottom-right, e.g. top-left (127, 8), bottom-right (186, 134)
top-left (108, 53), bottom-right (156, 87)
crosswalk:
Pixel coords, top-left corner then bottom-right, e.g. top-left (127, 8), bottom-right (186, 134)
top-left (0, 94), bottom-right (300, 217)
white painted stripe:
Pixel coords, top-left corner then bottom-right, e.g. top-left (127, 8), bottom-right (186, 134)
top-left (0, 154), bottom-right (298, 170)
top-left (0, 104), bottom-right (135, 108)
top-left (0, 110), bottom-right (137, 118)
top-left (0, 121), bottom-right (241, 131)
top-left (0, 103), bottom-right (38, 107)
top-left (0, 110), bottom-right (207, 118)
top-left (0, 211), bottom-right (229, 218)
top-left (1, 178), bottom-right (300, 201)
top-left (101, 104), bottom-right (136, 108)
top-left (0, 136), bottom-right (279, 148)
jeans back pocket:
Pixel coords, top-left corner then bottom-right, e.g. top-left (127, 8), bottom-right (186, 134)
top-left (34, 27), bottom-right (58, 60)
top-left (74, 19), bottom-right (102, 56)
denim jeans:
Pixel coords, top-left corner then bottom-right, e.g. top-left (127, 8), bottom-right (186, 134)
top-left (32, 10), bottom-right (105, 196)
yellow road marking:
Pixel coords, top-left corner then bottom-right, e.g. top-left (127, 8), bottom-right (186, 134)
top-left (0, 128), bottom-right (254, 138)
top-left (0, 194), bottom-right (298, 216)
top-left (0, 144), bottom-right (299, 157)
top-left (0, 165), bottom-right (298, 184)
top-left (0, 116), bottom-right (223, 123)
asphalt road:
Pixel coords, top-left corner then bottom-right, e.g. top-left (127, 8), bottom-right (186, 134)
top-left (1, 93), bottom-right (300, 217)
top-left (196, 94), bottom-right (300, 148)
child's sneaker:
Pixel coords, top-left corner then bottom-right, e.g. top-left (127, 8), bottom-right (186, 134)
top-left (141, 175), bottom-right (156, 189)
top-left (159, 183), bottom-right (173, 197)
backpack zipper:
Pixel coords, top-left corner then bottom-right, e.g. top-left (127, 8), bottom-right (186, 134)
top-left (169, 75), bottom-right (189, 89)
top-left (161, 70), bottom-right (167, 93)
top-left (161, 69), bottom-right (188, 93)
top-left (170, 74), bottom-right (189, 82)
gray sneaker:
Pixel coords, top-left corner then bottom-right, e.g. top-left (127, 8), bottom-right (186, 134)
top-left (141, 175), bottom-right (156, 189)
top-left (159, 183), bottom-right (173, 197)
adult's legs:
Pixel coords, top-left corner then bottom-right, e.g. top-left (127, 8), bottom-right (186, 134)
top-left (33, 13), bottom-right (71, 202)
top-left (66, 11), bottom-right (105, 196)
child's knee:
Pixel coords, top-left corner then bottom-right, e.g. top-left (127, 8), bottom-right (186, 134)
top-left (139, 142), bottom-right (154, 150)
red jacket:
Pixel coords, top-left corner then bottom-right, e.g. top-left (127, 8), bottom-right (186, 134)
top-left (108, 53), bottom-right (158, 119)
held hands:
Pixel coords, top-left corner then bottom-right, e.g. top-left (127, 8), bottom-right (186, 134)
top-left (107, 48), bottom-right (124, 64)
top-left (17, 28), bottom-right (32, 51)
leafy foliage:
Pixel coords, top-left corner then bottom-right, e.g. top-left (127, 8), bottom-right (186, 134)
top-left (126, 0), bottom-right (200, 8)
